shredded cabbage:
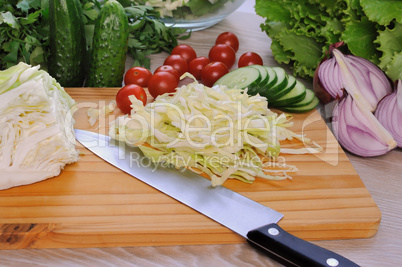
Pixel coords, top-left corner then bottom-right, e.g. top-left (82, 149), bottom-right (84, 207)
top-left (87, 100), bottom-right (117, 127)
top-left (110, 78), bottom-right (320, 186)
top-left (0, 62), bottom-right (79, 190)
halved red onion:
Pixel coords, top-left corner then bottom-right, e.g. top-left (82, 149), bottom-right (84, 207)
top-left (332, 95), bottom-right (397, 157)
top-left (315, 57), bottom-right (344, 101)
top-left (375, 80), bottom-right (402, 147)
top-left (331, 49), bottom-right (392, 112)
top-left (314, 46), bottom-right (392, 111)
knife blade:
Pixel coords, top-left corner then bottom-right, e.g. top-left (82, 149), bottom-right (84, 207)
top-left (75, 129), bottom-right (359, 267)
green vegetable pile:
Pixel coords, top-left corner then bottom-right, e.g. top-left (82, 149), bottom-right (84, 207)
top-left (0, 0), bottom-right (188, 80)
top-left (255, 0), bottom-right (402, 82)
top-left (124, 5), bottom-right (190, 68)
top-left (0, 0), bottom-right (49, 70)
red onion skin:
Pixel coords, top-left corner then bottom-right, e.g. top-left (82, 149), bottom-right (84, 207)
top-left (332, 95), bottom-right (397, 157)
top-left (375, 80), bottom-right (402, 147)
top-left (313, 60), bottom-right (336, 104)
top-left (313, 42), bottom-right (346, 104)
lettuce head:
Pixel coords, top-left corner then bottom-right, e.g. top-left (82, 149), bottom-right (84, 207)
top-left (256, 0), bottom-right (402, 82)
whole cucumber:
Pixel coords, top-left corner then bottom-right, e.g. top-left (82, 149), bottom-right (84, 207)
top-left (86, 0), bottom-right (129, 87)
top-left (49, 0), bottom-right (86, 87)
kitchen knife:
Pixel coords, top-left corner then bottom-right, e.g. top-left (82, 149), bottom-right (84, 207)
top-left (75, 129), bottom-right (359, 267)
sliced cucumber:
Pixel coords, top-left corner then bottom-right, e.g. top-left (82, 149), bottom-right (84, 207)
top-left (249, 65), bottom-right (269, 86)
top-left (279, 95), bottom-right (319, 113)
top-left (260, 67), bottom-right (289, 101)
top-left (269, 67), bottom-right (289, 91)
top-left (247, 65), bottom-right (269, 95)
top-left (270, 80), bottom-right (306, 107)
top-left (214, 67), bottom-right (261, 89)
top-left (263, 66), bottom-right (278, 88)
top-left (289, 89), bottom-right (316, 107)
top-left (269, 75), bottom-right (297, 102)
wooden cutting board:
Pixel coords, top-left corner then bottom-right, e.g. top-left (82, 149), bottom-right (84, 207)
top-left (0, 87), bottom-right (381, 250)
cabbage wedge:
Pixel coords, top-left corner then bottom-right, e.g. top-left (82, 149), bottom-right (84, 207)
top-left (0, 63), bottom-right (79, 190)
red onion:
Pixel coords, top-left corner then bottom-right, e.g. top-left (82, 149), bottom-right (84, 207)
top-left (375, 80), bottom-right (402, 147)
top-left (315, 56), bottom-right (344, 101)
top-left (314, 45), bottom-right (392, 111)
top-left (332, 95), bottom-right (397, 157)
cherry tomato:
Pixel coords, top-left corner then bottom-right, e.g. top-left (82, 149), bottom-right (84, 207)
top-left (238, 52), bottom-right (263, 68)
top-left (171, 44), bottom-right (197, 63)
top-left (215, 32), bottom-right (239, 52)
top-left (154, 65), bottom-right (180, 82)
top-left (188, 56), bottom-right (210, 80)
top-left (124, 67), bottom-right (152, 87)
top-left (116, 84), bottom-right (147, 114)
top-left (148, 72), bottom-right (178, 99)
top-left (208, 44), bottom-right (236, 69)
top-left (163, 54), bottom-right (188, 77)
top-left (201, 61), bottom-right (229, 87)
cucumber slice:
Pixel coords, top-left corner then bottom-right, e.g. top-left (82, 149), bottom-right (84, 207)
top-left (214, 67), bottom-right (261, 89)
top-left (289, 89), bottom-right (316, 107)
top-left (279, 96), bottom-right (319, 113)
top-left (263, 66), bottom-right (277, 88)
top-left (269, 75), bottom-right (297, 101)
top-left (270, 80), bottom-right (306, 107)
top-left (247, 65), bottom-right (269, 95)
top-left (261, 67), bottom-right (289, 100)
top-left (249, 65), bottom-right (269, 86)
top-left (269, 67), bottom-right (289, 91)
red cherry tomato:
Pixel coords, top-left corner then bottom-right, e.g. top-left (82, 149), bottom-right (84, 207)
top-left (201, 61), bottom-right (229, 87)
top-left (171, 44), bottom-right (197, 63)
top-left (148, 72), bottom-right (178, 99)
top-left (215, 32), bottom-right (239, 52)
top-left (163, 54), bottom-right (188, 77)
top-left (116, 84), bottom-right (147, 114)
top-left (154, 65), bottom-right (180, 82)
top-left (208, 44), bottom-right (236, 69)
top-left (124, 67), bottom-right (152, 87)
top-left (238, 52), bottom-right (263, 68)
top-left (188, 56), bottom-right (210, 80)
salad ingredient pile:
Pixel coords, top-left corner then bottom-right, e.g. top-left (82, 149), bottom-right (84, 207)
top-left (0, 1), bottom-right (188, 86)
top-left (119, 31), bottom-right (319, 114)
top-left (0, 63), bottom-right (79, 190)
top-left (110, 76), bottom-right (321, 186)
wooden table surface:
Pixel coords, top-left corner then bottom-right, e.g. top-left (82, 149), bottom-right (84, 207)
top-left (1, 10), bottom-right (402, 267)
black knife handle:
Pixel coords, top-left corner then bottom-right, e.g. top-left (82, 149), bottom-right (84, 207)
top-left (247, 223), bottom-right (360, 267)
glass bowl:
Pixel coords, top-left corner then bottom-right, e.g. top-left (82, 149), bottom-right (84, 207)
top-left (145, 0), bottom-right (247, 31)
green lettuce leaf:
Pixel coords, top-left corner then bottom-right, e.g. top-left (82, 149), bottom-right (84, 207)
top-left (342, 16), bottom-right (380, 62)
top-left (255, 0), bottom-right (402, 82)
top-left (360, 0), bottom-right (402, 25)
top-left (375, 22), bottom-right (402, 81)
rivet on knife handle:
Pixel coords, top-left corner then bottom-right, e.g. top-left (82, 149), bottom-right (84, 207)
top-left (247, 223), bottom-right (360, 267)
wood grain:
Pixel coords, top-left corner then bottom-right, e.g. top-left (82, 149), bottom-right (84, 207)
top-left (0, 82), bottom-right (381, 250)
top-left (0, 9), bottom-right (401, 267)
